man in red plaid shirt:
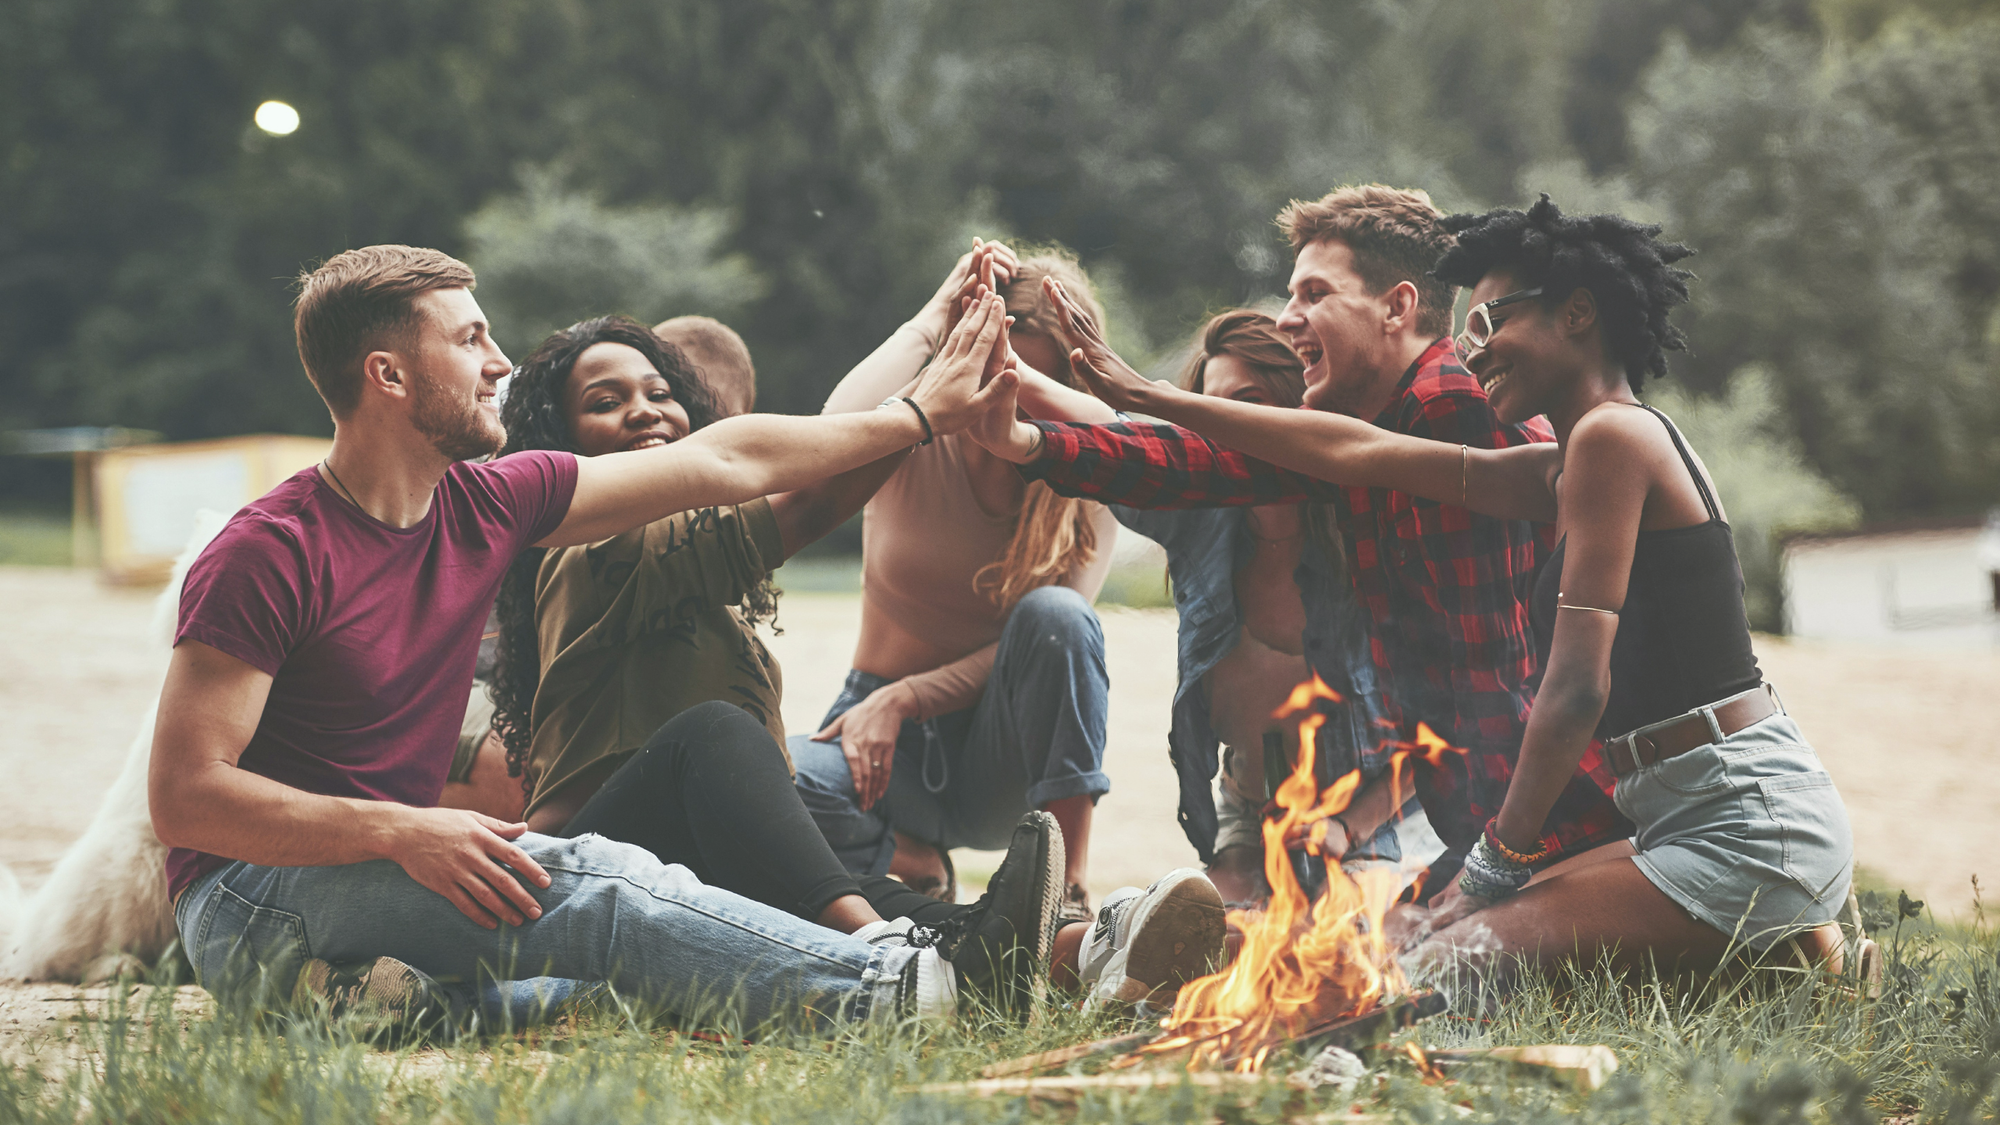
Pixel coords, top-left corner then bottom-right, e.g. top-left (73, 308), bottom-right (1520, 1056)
top-left (971, 185), bottom-right (1629, 901)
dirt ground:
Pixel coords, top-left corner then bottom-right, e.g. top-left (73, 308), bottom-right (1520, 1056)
top-left (2, 564), bottom-right (1996, 926)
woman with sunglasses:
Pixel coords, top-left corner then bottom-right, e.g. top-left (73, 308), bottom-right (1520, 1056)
top-left (972, 196), bottom-right (1854, 982)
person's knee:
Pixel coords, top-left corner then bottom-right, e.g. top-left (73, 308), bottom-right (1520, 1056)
top-left (649, 701), bottom-right (784, 766)
top-left (672, 699), bottom-right (761, 739)
top-left (1007, 586), bottom-right (1102, 648)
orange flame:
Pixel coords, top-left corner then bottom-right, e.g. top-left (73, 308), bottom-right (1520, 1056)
top-left (1155, 675), bottom-right (1468, 1072)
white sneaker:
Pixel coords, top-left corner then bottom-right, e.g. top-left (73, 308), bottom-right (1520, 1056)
top-left (1077, 868), bottom-right (1227, 1011)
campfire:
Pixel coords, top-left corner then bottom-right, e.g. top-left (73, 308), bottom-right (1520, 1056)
top-left (966, 677), bottom-right (1625, 1102)
top-left (1147, 676), bottom-right (1465, 1072)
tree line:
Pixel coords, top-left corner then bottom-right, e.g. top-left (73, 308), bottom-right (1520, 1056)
top-left (4, 0), bottom-right (1996, 620)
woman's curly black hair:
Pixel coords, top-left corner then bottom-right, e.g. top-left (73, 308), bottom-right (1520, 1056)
top-left (1432, 194), bottom-right (1695, 389)
top-left (488, 315), bottom-right (776, 790)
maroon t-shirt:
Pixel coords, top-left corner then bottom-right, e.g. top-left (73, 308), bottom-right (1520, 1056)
top-left (166, 452), bottom-right (579, 896)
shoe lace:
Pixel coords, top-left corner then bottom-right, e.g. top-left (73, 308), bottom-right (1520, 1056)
top-left (906, 891), bottom-right (993, 956)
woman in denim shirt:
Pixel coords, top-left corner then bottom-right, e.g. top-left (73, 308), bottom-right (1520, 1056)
top-left (1111, 311), bottom-right (1435, 905)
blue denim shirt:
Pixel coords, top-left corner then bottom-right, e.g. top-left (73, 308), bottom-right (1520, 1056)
top-left (1112, 505), bottom-right (1390, 863)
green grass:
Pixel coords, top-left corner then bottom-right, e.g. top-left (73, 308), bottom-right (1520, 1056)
top-left (0, 511), bottom-right (73, 566)
top-left (16, 915), bottom-right (2000, 1124)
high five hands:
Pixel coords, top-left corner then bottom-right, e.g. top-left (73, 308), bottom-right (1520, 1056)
top-left (1042, 276), bottom-right (1158, 413)
top-left (963, 271), bottom-right (1168, 463)
top-left (904, 288), bottom-right (1020, 438)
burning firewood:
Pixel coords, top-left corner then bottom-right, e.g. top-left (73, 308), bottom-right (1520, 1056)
top-left (1150, 677), bottom-right (1467, 1072)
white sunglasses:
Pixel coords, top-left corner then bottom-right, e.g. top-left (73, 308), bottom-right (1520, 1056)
top-left (1455, 286), bottom-right (1544, 353)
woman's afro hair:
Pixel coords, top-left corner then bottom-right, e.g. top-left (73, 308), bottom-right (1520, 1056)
top-left (1432, 194), bottom-right (1694, 389)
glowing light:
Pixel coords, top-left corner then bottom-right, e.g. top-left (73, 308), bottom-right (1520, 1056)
top-left (254, 101), bottom-right (300, 136)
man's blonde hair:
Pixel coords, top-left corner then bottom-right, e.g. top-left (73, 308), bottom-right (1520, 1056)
top-left (293, 245), bottom-right (476, 415)
top-left (1276, 185), bottom-right (1457, 338)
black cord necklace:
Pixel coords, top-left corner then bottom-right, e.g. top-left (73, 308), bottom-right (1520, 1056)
top-left (320, 458), bottom-right (362, 509)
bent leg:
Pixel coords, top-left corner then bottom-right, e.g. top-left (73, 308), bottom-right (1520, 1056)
top-left (179, 833), bottom-right (919, 1034)
top-left (948, 586), bottom-right (1109, 874)
top-left (564, 701), bottom-right (865, 922)
top-left (1410, 853), bottom-right (1733, 990)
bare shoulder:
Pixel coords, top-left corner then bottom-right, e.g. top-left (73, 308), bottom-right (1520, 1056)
top-left (1566, 403), bottom-right (1674, 461)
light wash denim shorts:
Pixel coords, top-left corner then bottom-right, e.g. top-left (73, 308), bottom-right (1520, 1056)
top-left (1615, 709), bottom-right (1853, 950)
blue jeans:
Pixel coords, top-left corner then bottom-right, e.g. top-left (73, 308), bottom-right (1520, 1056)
top-left (174, 831), bottom-right (920, 1032)
top-left (793, 585), bottom-right (1111, 874)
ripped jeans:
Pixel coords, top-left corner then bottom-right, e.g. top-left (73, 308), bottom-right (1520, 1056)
top-left (792, 585), bottom-right (1111, 874)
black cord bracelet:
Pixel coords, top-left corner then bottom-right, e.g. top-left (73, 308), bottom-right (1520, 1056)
top-left (899, 396), bottom-right (935, 446)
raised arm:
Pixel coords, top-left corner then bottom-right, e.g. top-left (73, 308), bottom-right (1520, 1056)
top-left (823, 240), bottom-right (1021, 415)
top-left (148, 641), bottom-right (553, 929)
top-left (1039, 277), bottom-right (1560, 523)
top-left (543, 293), bottom-right (1018, 548)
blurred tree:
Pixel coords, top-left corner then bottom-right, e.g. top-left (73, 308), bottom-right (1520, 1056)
top-left (5, 0), bottom-right (1998, 550)
top-left (1560, 0), bottom-right (1816, 173)
top-left (890, 0), bottom-right (1569, 348)
top-left (0, 0), bottom-right (577, 447)
top-left (1624, 22), bottom-right (2000, 518)
top-left (464, 171), bottom-right (764, 357)
top-left (1643, 371), bottom-right (1860, 631)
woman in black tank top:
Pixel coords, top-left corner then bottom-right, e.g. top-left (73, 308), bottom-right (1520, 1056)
top-left (1029, 196), bottom-right (1854, 988)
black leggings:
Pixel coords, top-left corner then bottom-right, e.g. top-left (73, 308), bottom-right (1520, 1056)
top-left (561, 701), bottom-right (864, 921)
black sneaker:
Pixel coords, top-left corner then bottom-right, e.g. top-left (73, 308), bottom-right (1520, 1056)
top-left (909, 811), bottom-right (1064, 1020)
top-left (293, 955), bottom-right (448, 1040)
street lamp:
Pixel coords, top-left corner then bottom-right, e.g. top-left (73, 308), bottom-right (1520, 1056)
top-left (254, 100), bottom-right (300, 136)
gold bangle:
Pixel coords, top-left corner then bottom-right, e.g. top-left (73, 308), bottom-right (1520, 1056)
top-left (1459, 443), bottom-right (1469, 507)
top-left (1557, 597), bottom-right (1620, 616)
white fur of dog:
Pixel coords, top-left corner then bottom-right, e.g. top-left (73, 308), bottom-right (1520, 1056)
top-left (0, 511), bottom-right (228, 982)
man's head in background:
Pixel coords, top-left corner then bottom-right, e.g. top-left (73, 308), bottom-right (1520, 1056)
top-left (654, 316), bottom-right (756, 417)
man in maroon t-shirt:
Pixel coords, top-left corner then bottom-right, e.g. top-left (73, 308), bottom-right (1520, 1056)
top-left (150, 244), bottom-right (1031, 1030)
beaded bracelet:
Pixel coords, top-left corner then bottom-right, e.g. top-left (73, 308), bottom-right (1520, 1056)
top-left (1482, 818), bottom-right (1550, 866)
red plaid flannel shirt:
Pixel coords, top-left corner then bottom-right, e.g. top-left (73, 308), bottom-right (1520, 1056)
top-left (1023, 338), bottom-right (1629, 862)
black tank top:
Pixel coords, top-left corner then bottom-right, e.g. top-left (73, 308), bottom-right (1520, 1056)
top-left (1530, 404), bottom-right (1762, 739)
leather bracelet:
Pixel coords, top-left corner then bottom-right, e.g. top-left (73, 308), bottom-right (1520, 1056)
top-left (1483, 817), bottom-right (1550, 866)
top-left (880, 395), bottom-right (935, 445)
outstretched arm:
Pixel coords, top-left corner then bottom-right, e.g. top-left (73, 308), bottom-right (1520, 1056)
top-left (767, 449), bottom-right (909, 559)
top-left (1036, 277), bottom-right (1561, 523)
top-left (148, 641), bottom-right (553, 930)
top-left (823, 240), bottom-right (1020, 415)
top-left (542, 293), bottom-right (1019, 548)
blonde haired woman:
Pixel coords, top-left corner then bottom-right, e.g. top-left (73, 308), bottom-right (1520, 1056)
top-left (793, 241), bottom-right (1117, 920)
